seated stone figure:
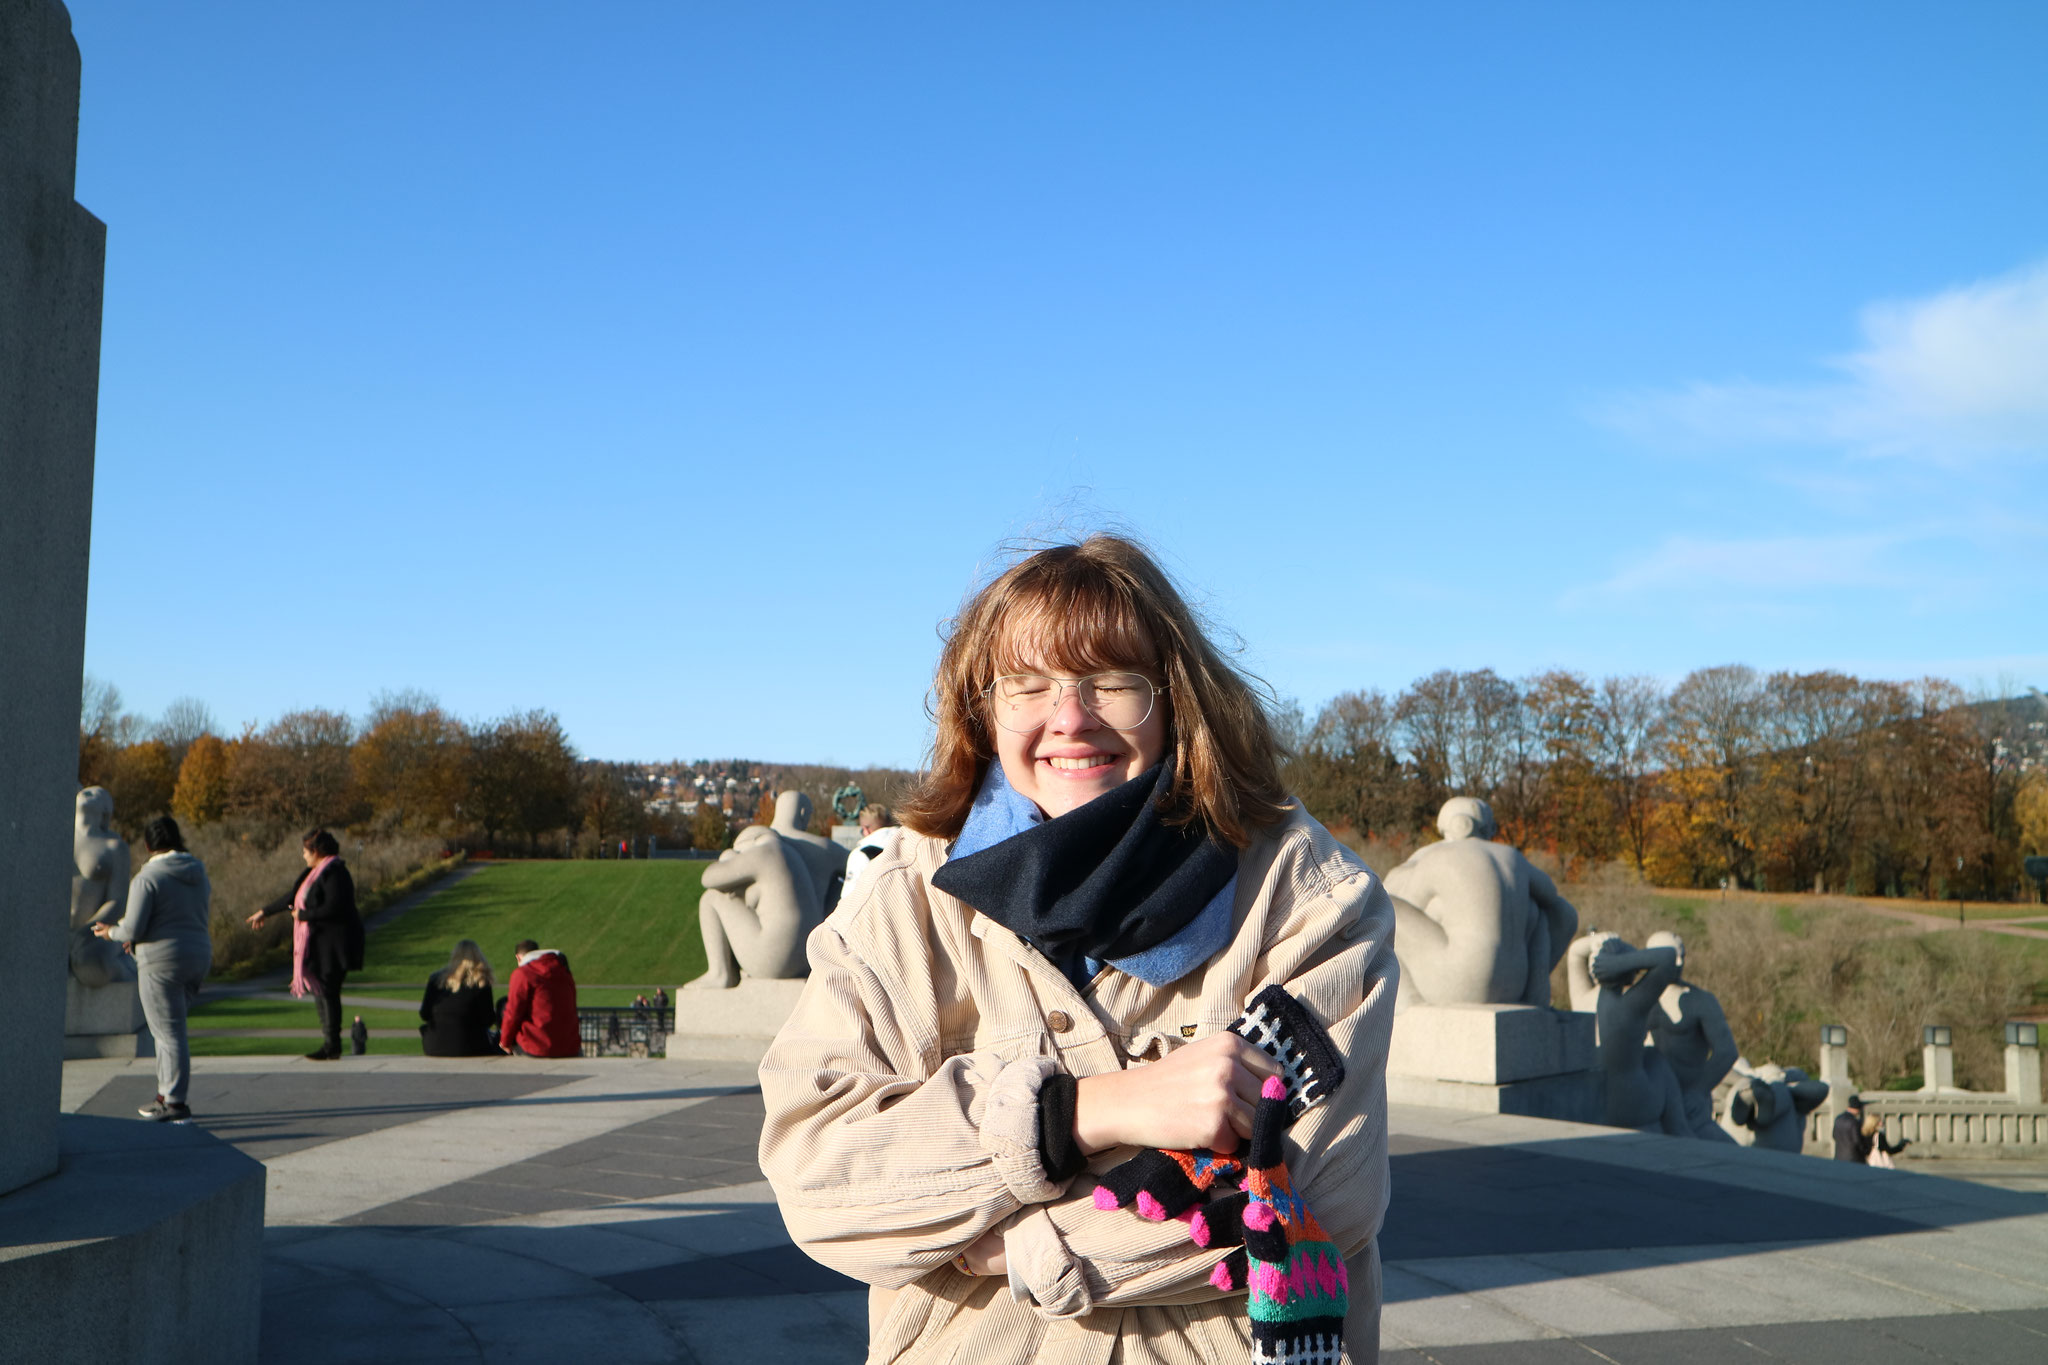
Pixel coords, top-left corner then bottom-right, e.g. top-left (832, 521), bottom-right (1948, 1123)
top-left (765, 791), bottom-right (847, 916)
top-left (685, 798), bottom-right (833, 990)
top-left (1563, 928), bottom-right (1609, 1014)
top-left (1644, 930), bottom-right (1739, 1144)
top-left (70, 786), bottom-right (138, 989)
top-left (1723, 1062), bottom-right (1829, 1152)
top-left (1385, 797), bottom-right (1578, 1010)
top-left (1584, 934), bottom-right (1691, 1136)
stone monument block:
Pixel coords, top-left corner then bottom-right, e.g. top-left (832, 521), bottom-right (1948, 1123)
top-left (1388, 1003), bottom-right (1595, 1084)
top-left (63, 976), bottom-right (150, 1057)
top-left (1385, 1003), bottom-right (1604, 1121)
top-left (0, 0), bottom-right (106, 1200)
top-left (667, 977), bottom-right (807, 1063)
top-left (1, 9), bottom-right (266, 1361)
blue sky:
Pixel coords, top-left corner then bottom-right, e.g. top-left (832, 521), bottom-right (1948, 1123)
top-left (67, 3), bottom-right (2048, 766)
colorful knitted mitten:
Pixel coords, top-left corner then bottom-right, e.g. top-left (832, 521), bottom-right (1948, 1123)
top-left (1236, 1072), bottom-right (1349, 1364)
top-left (1094, 987), bottom-right (1346, 1250)
top-left (1092, 1145), bottom-right (1245, 1224)
top-left (1227, 985), bottom-right (1346, 1121)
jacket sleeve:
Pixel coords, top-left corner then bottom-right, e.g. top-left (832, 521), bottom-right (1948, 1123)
top-left (1003, 862), bottom-right (1399, 1319)
top-left (757, 907), bottom-right (1076, 1289)
top-left (298, 864), bottom-right (356, 924)
top-left (420, 974), bottom-right (440, 1023)
top-left (259, 870), bottom-right (308, 924)
top-left (500, 968), bottom-right (531, 1046)
top-left (105, 870), bottom-right (157, 944)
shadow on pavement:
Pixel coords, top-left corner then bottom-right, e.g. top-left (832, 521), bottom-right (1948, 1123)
top-left (1382, 1132), bottom-right (2048, 1303)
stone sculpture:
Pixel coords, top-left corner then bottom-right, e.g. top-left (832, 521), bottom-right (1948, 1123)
top-left (1723, 1062), bottom-right (1829, 1152)
top-left (767, 791), bottom-right (848, 914)
top-left (684, 792), bottom-right (839, 990)
top-left (69, 786), bottom-right (137, 989)
top-left (1385, 797), bottom-right (1578, 1011)
top-left (1563, 929), bottom-right (1607, 1014)
top-left (1643, 930), bottom-right (1739, 1143)
top-left (1581, 934), bottom-right (1691, 1135)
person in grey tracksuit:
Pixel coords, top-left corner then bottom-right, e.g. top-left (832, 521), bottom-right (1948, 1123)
top-left (95, 815), bottom-right (214, 1119)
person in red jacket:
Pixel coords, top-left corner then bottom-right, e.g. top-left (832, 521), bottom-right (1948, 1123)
top-left (500, 939), bottom-right (582, 1058)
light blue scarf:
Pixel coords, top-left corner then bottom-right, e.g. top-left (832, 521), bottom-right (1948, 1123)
top-left (949, 761), bottom-right (1237, 989)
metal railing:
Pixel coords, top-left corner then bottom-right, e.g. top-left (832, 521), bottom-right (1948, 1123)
top-left (578, 1006), bottom-right (675, 1058)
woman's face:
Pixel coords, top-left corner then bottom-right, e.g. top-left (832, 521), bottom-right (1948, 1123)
top-left (990, 649), bottom-right (1169, 821)
top-left (301, 845), bottom-right (319, 868)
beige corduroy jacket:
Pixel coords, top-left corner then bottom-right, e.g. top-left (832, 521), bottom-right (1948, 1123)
top-left (757, 804), bottom-right (1398, 1365)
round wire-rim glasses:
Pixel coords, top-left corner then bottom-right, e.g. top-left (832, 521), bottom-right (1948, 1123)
top-left (982, 671), bottom-right (1167, 733)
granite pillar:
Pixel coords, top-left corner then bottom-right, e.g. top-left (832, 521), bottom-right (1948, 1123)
top-left (0, 0), bottom-right (104, 1200)
top-left (1, 11), bottom-right (269, 1362)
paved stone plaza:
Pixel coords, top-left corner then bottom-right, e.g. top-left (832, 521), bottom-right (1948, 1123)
top-left (58, 1054), bottom-right (2048, 1364)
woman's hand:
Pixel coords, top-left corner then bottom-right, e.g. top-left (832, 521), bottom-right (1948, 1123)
top-left (1073, 1032), bottom-right (1279, 1156)
top-left (245, 909), bottom-right (267, 929)
top-left (959, 1228), bottom-right (1008, 1276)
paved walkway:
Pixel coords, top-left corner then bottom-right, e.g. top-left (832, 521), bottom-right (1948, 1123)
top-left (59, 1055), bottom-right (2048, 1364)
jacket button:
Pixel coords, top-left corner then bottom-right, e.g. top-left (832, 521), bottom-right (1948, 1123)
top-left (1046, 1010), bottom-right (1073, 1034)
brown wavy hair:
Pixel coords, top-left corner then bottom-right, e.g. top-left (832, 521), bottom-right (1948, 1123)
top-left (898, 534), bottom-right (1291, 848)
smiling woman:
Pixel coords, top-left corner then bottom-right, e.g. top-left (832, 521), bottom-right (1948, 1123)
top-left (756, 533), bottom-right (1399, 1365)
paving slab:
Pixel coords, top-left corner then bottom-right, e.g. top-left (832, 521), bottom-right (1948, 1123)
top-left (57, 1056), bottom-right (2048, 1364)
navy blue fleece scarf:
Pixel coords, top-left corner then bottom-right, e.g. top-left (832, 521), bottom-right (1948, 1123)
top-left (934, 758), bottom-right (1237, 989)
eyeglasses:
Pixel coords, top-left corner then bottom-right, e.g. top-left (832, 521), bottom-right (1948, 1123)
top-left (983, 672), bottom-right (1166, 733)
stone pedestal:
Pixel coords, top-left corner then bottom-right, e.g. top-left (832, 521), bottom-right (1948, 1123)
top-left (1819, 1035), bottom-right (1855, 1116)
top-left (0, 1115), bottom-right (267, 1364)
top-left (668, 977), bottom-right (807, 1063)
top-left (1386, 1003), bottom-right (1604, 1122)
top-left (64, 976), bottom-right (149, 1059)
top-left (1923, 1038), bottom-right (1958, 1094)
top-left (2008, 1042), bottom-right (2043, 1106)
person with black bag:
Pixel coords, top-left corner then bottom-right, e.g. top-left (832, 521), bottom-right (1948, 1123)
top-left (246, 828), bottom-right (364, 1061)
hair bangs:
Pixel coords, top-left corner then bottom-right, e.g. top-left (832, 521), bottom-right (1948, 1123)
top-left (990, 561), bottom-right (1159, 680)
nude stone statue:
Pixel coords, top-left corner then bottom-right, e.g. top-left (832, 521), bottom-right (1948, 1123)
top-left (765, 791), bottom-right (846, 916)
top-left (70, 786), bottom-right (138, 988)
top-left (1385, 797), bottom-right (1578, 1011)
top-left (1582, 934), bottom-right (1691, 1136)
top-left (1563, 928), bottom-right (1609, 1014)
top-left (684, 793), bottom-right (835, 990)
top-left (1724, 1062), bottom-right (1829, 1152)
top-left (1643, 930), bottom-right (1739, 1143)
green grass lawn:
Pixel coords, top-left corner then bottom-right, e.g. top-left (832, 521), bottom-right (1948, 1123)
top-left (190, 997), bottom-right (421, 1031)
top-left (190, 1035), bottom-right (428, 1057)
top-left (359, 860), bottom-right (707, 989)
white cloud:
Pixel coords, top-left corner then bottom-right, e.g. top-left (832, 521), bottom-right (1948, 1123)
top-left (1603, 259), bottom-right (2048, 462)
top-left (1562, 531), bottom-right (1911, 607)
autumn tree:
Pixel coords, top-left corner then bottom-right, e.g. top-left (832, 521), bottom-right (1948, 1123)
top-left (466, 710), bottom-right (579, 855)
top-left (1286, 689), bottom-right (1409, 839)
top-left (106, 739), bottom-right (179, 836)
top-left (172, 734), bottom-right (234, 826)
top-left (581, 762), bottom-right (644, 854)
top-left (230, 709), bottom-right (359, 831)
top-left (690, 798), bottom-right (731, 852)
top-left (1657, 665), bottom-right (1769, 888)
top-left (353, 691), bottom-right (467, 833)
top-left (1522, 670), bottom-right (1611, 874)
top-left (1588, 674), bottom-right (1664, 879)
top-left (151, 696), bottom-right (218, 767)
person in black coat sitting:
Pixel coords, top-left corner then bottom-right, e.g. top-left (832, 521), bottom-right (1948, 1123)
top-left (420, 939), bottom-right (500, 1057)
top-left (247, 828), bottom-right (365, 1061)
